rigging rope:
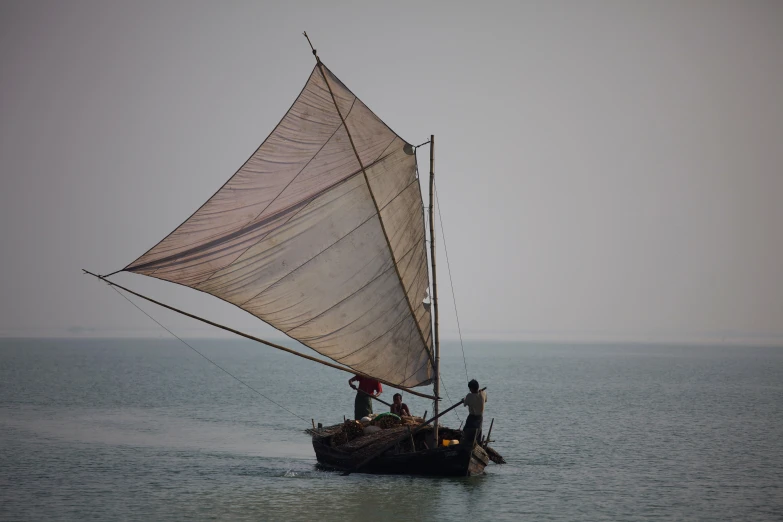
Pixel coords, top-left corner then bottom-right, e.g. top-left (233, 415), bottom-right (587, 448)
top-left (434, 182), bottom-right (470, 384)
top-left (438, 375), bottom-right (462, 424)
top-left (109, 285), bottom-right (309, 424)
top-left (420, 192), bottom-right (462, 423)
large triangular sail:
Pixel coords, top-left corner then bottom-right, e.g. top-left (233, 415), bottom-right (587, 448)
top-left (122, 65), bottom-right (434, 388)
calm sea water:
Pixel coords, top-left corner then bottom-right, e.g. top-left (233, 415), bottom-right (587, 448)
top-left (1, 338), bottom-right (782, 521)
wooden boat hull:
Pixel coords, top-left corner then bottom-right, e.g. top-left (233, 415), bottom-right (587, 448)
top-left (312, 438), bottom-right (490, 477)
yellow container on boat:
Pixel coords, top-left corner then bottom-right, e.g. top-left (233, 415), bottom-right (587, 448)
top-left (442, 439), bottom-right (460, 447)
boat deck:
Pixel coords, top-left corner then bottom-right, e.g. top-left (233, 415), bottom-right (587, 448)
top-left (309, 419), bottom-right (498, 477)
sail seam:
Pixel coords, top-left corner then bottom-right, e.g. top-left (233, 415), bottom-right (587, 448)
top-left (285, 239), bottom-right (421, 333)
top-left (290, 268), bottom-right (413, 344)
top-left (218, 97), bottom-right (358, 246)
top-left (193, 177), bottom-right (371, 293)
top-left (301, 290), bottom-right (407, 358)
top-left (236, 173), bottom-right (424, 308)
top-left (128, 151), bottom-right (397, 275)
top-left (370, 135), bottom-right (399, 168)
top-left (402, 354), bottom-right (433, 388)
top-left (348, 320), bottom-right (417, 383)
top-left (193, 104), bottom-right (358, 285)
top-left (317, 63), bottom-right (434, 367)
top-left (291, 235), bottom-right (422, 351)
top-left (333, 304), bottom-right (411, 363)
top-left (381, 186), bottom-right (421, 249)
top-left (403, 250), bottom-right (430, 324)
top-left (400, 316), bottom-right (416, 387)
top-left (236, 208), bottom-right (377, 307)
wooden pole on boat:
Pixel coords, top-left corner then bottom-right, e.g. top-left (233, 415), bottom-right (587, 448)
top-left (355, 388), bottom-right (392, 408)
top-left (429, 134), bottom-right (440, 445)
top-left (484, 418), bottom-right (495, 445)
top-left (82, 270), bottom-right (439, 401)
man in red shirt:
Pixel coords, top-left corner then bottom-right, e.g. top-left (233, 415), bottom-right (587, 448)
top-left (349, 374), bottom-right (383, 420)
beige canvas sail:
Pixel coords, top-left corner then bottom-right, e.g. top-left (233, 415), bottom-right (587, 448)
top-left (123, 65), bottom-right (434, 388)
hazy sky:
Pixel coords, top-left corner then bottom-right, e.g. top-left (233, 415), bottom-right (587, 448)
top-left (1, 1), bottom-right (781, 343)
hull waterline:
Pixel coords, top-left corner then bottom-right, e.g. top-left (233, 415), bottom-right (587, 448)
top-left (312, 437), bottom-right (490, 477)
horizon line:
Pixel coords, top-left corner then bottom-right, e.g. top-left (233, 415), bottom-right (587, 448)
top-left (1, 332), bottom-right (782, 348)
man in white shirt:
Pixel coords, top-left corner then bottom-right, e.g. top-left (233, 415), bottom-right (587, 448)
top-left (462, 379), bottom-right (487, 445)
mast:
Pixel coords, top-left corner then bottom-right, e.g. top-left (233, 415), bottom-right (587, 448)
top-left (428, 134), bottom-right (440, 443)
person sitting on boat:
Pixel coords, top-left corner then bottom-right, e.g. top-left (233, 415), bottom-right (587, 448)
top-left (390, 393), bottom-right (411, 417)
top-left (349, 374), bottom-right (382, 420)
top-left (462, 379), bottom-right (487, 444)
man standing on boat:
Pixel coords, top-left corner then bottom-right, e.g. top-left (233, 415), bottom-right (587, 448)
top-left (463, 379), bottom-right (487, 444)
top-left (349, 374), bottom-right (382, 420)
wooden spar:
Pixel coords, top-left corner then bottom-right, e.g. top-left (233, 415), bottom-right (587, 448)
top-left (429, 134), bottom-right (440, 444)
top-left (485, 418), bottom-right (495, 445)
top-left (354, 387), bottom-right (392, 408)
top-left (349, 387), bottom-right (486, 473)
top-left (83, 270), bottom-right (438, 401)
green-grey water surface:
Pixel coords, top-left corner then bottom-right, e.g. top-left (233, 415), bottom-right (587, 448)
top-left (1, 339), bottom-right (782, 521)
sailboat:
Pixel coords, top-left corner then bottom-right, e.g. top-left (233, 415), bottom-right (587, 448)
top-left (86, 35), bottom-right (502, 476)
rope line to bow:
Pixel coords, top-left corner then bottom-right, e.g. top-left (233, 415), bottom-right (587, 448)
top-left (109, 285), bottom-right (309, 424)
